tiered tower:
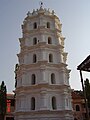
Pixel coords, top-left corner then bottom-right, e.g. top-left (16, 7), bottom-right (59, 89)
top-left (15, 5), bottom-right (73, 120)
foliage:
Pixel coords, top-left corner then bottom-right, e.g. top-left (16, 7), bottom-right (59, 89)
top-left (84, 78), bottom-right (90, 108)
top-left (15, 64), bottom-right (19, 88)
top-left (0, 81), bottom-right (7, 120)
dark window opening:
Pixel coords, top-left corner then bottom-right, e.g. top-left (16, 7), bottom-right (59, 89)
top-left (31, 74), bottom-right (36, 85)
top-left (33, 37), bottom-right (37, 45)
top-left (33, 54), bottom-right (37, 63)
top-left (76, 105), bottom-right (80, 111)
top-left (49, 54), bottom-right (53, 62)
top-left (33, 22), bottom-right (37, 29)
top-left (48, 37), bottom-right (52, 44)
top-left (47, 22), bottom-right (50, 28)
top-left (51, 73), bottom-right (55, 84)
top-left (31, 97), bottom-right (35, 110)
top-left (52, 96), bottom-right (57, 110)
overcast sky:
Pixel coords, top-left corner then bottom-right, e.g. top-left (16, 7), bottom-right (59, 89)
top-left (0, 0), bottom-right (90, 93)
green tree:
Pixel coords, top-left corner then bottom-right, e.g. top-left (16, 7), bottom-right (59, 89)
top-left (0, 81), bottom-right (7, 120)
top-left (15, 64), bottom-right (19, 88)
top-left (84, 78), bottom-right (90, 108)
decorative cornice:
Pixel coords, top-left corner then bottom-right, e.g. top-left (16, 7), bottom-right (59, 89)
top-left (22, 26), bottom-right (60, 36)
top-left (15, 83), bottom-right (70, 95)
top-left (18, 42), bottom-right (64, 56)
top-left (15, 61), bottom-right (69, 79)
top-left (18, 62), bottom-right (67, 71)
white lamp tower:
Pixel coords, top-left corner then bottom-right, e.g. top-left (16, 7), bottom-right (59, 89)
top-left (15, 4), bottom-right (73, 120)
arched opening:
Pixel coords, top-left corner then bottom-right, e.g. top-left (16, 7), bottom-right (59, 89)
top-left (51, 73), bottom-right (55, 84)
top-left (6, 117), bottom-right (14, 120)
top-left (48, 37), bottom-right (52, 44)
top-left (33, 54), bottom-right (37, 63)
top-left (74, 118), bottom-right (78, 120)
top-left (76, 105), bottom-right (80, 111)
top-left (31, 74), bottom-right (36, 85)
top-left (33, 22), bottom-right (37, 29)
top-left (52, 96), bottom-right (57, 110)
top-left (49, 54), bottom-right (53, 62)
top-left (31, 97), bottom-right (35, 110)
top-left (33, 37), bottom-right (37, 45)
top-left (47, 22), bottom-right (50, 28)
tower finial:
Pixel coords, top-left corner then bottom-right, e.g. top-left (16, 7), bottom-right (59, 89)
top-left (39, 1), bottom-right (43, 8)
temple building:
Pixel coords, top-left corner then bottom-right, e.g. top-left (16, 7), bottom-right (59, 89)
top-left (14, 4), bottom-right (73, 120)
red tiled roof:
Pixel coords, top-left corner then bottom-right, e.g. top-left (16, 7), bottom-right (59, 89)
top-left (72, 91), bottom-right (84, 99)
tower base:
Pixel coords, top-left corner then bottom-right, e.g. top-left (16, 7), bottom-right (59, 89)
top-left (15, 110), bottom-right (74, 120)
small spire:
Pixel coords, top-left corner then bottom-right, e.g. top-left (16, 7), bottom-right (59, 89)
top-left (27, 11), bottom-right (30, 16)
